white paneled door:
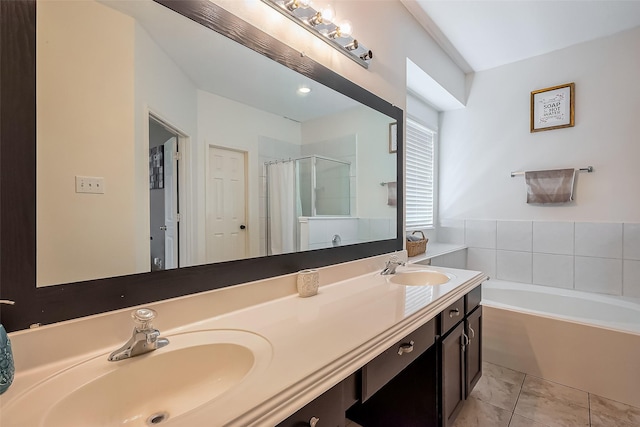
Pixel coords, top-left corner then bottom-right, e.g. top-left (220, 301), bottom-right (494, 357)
top-left (163, 137), bottom-right (178, 269)
top-left (206, 146), bottom-right (247, 263)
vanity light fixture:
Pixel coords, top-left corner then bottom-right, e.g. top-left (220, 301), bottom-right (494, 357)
top-left (261, 0), bottom-right (373, 69)
top-left (327, 20), bottom-right (351, 39)
top-left (284, 0), bottom-right (310, 11)
top-left (344, 40), bottom-right (358, 51)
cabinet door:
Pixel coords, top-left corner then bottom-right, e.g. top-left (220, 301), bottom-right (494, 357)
top-left (441, 323), bottom-right (465, 427)
top-left (276, 382), bottom-right (344, 427)
top-left (465, 306), bottom-right (482, 397)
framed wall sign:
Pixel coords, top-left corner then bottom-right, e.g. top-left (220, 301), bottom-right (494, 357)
top-left (530, 82), bottom-right (575, 132)
top-left (389, 122), bottom-right (398, 153)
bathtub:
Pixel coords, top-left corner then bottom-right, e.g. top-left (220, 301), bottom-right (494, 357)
top-left (482, 280), bottom-right (640, 408)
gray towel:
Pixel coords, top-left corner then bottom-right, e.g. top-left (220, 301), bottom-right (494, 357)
top-left (387, 182), bottom-right (397, 206)
top-left (525, 169), bottom-right (575, 204)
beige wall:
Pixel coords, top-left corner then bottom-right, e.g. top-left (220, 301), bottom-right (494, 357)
top-left (213, 0), bottom-right (466, 114)
top-left (37, 0), bottom-right (137, 286)
top-left (37, 0), bottom-right (465, 285)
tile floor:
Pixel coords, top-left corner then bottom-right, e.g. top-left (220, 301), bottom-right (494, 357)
top-left (347, 362), bottom-right (640, 427)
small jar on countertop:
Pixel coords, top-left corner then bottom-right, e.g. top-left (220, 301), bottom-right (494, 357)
top-left (297, 269), bottom-right (320, 297)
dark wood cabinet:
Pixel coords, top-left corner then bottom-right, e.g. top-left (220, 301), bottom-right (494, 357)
top-left (465, 306), bottom-right (482, 397)
top-left (440, 286), bottom-right (483, 427)
top-left (276, 382), bottom-right (345, 427)
top-left (441, 322), bottom-right (466, 427)
top-left (361, 318), bottom-right (436, 402)
top-left (346, 320), bottom-right (439, 426)
top-left (280, 284), bottom-right (484, 427)
top-left (346, 345), bottom-right (439, 427)
top-left (440, 297), bottom-right (465, 335)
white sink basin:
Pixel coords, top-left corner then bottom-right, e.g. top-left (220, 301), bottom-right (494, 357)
top-left (2, 330), bottom-right (272, 426)
top-left (389, 270), bottom-right (452, 286)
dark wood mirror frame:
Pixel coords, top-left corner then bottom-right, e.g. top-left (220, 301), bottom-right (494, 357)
top-left (0, 0), bottom-right (403, 332)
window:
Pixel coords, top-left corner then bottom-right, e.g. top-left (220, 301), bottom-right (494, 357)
top-left (405, 117), bottom-right (435, 230)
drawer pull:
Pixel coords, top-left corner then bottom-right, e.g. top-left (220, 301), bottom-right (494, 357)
top-left (449, 308), bottom-right (460, 318)
top-left (309, 416), bottom-right (320, 427)
top-left (398, 340), bottom-right (415, 355)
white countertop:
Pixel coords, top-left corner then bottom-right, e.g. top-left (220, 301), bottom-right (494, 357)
top-left (407, 242), bottom-right (467, 264)
top-left (0, 263), bottom-right (485, 426)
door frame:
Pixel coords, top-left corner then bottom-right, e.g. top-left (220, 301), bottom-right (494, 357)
top-left (146, 109), bottom-right (192, 269)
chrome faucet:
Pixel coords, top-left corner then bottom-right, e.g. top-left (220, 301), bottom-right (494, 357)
top-left (108, 308), bottom-right (169, 362)
top-left (381, 257), bottom-right (405, 275)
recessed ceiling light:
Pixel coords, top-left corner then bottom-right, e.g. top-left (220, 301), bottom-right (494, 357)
top-left (297, 87), bottom-right (312, 94)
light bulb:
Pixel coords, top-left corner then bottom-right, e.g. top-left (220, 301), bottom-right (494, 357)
top-left (337, 20), bottom-right (352, 37)
top-left (320, 4), bottom-right (335, 23)
top-left (327, 20), bottom-right (352, 39)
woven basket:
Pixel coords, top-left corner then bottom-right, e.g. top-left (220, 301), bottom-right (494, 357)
top-left (406, 231), bottom-right (428, 257)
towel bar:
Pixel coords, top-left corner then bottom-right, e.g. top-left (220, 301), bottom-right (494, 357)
top-left (510, 166), bottom-right (593, 178)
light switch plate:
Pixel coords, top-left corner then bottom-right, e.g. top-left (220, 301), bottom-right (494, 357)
top-left (75, 176), bottom-right (105, 194)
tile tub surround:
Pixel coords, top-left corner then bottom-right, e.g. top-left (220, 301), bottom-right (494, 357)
top-left (0, 255), bottom-right (486, 426)
top-left (348, 362), bottom-right (640, 427)
top-left (439, 219), bottom-right (640, 298)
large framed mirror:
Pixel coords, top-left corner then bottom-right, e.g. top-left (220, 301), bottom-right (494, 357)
top-left (0, 0), bottom-right (403, 331)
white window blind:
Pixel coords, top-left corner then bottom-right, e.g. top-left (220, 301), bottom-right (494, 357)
top-left (405, 118), bottom-right (435, 230)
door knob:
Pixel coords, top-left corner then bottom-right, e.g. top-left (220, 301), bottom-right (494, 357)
top-left (240, 225), bottom-right (246, 230)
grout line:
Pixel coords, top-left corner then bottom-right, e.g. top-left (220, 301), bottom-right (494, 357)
top-left (513, 373), bottom-right (526, 411)
top-left (571, 222), bottom-right (576, 289)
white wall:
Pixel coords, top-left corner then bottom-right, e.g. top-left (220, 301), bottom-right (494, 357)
top-left (439, 27), bottom-right (640, 222)
top-left (302, 106), bottom-right (397, 220)
top-left (134, 21), bottom-right (199, 269)
top-left (407, 94), bottom-right (440, 131)
top-left (197, 91), bottom-right (301, 259)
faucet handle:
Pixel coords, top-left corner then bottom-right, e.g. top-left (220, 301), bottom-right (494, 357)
top-left (132, 308), bottom-right (157, 329)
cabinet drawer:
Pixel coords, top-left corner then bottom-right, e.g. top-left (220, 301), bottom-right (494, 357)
top-left (361, 318), bottom-right (436, 402)
top-left (465, 285), bottom-right (482, 315)
top-left (440, 297), bottom-right (464, 335)
top-left (276, 381), bottom-right (344, 427)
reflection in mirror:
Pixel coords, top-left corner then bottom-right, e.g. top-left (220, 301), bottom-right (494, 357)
top-left (36, 0), bottom-right (397, 287)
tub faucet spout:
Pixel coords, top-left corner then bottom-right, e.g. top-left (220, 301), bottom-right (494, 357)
top-left (108, 308), bottom-right (169, 362)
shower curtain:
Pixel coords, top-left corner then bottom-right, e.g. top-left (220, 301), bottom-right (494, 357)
top-left (267, 161), bottom-right (298, 255)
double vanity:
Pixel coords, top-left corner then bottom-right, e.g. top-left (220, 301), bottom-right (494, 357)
top-left (1, 1), bottom-right (484, 425)
top-left (0, 254), bottom-right (486, 426)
